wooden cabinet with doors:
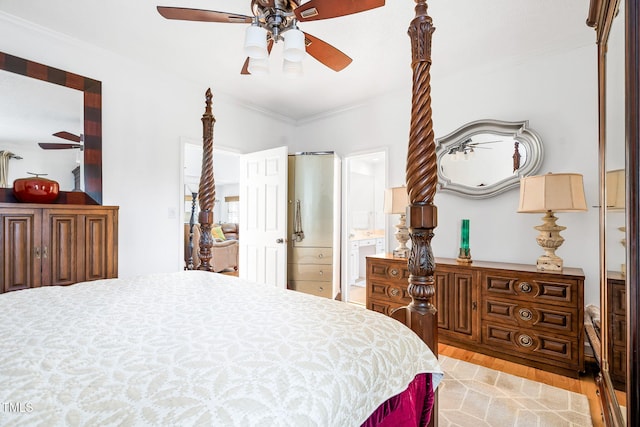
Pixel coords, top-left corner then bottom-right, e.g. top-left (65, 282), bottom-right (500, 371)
top-left (607, 271), bottom-right (627, 389)
top-left (0, 204), bottom-right (118, 293)
top-left (366, 255), bottom-right (479, 341)
top-left (366, 254), bottom-right (585, 377)
top-left (434, 263), bottom-right (480, 343)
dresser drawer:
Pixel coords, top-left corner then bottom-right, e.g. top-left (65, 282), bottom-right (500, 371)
top-left (367, 279), bottom-right (411, 304)
top-left (482, 299), bottom-right (578, 335)
top-left (289, 280), bottom-right (332, 298)
top-left (367, 298), bottom-right (407, 317)
top-left (481, 271), bottom-right (578, 306)
top-left (359, 238), bottom-right (376, 247)
top-left (289, 263), bottom-right (332, 281)
top-left (482, 323), bottom-right (579, 366)
top-left (290, 247), bottom-right (332, 264)
top-left (368, 260), bottom-right (409, 283)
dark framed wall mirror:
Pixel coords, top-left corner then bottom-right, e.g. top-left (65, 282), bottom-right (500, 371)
top-left (587, 0), bottom-right (640, 425)
top-left (0, 51), bottom-right (102, 205)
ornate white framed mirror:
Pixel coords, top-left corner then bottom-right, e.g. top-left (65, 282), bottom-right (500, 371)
top-left (435, 119), bottom-right (544, 199)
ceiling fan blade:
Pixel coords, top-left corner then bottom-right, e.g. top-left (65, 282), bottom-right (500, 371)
top-left (53, 131), bottom-right (82, 142)
top-left (295, 0), bottom-right (385, 21)
top-left (241, 39), bottom-right (274, 75)
top-left (157, 6), bottom-right (252, 23)
top-left (38, 143), bottom-right (83, 150)
top-left (303, 32), bottom-right (352, 72)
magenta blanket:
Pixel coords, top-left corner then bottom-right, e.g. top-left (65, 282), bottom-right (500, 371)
top-left (361, 373), bottom-right (434, 427)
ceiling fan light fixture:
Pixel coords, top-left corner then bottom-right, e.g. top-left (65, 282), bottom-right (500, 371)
top-left (283, 59), bottom-right (303, 78)
top-left (283, 28), bottom-right (306, 62)
top-left (248, 57), bottom-right (269, 76)
top-left (244, 25), bottom-right (268, 59)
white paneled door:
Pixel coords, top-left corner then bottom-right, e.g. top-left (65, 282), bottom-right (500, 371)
top-left (239, 146), bottom-right (288, 288)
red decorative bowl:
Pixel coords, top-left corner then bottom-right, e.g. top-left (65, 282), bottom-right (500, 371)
top-left (13, 177), bottom-right (60, 203)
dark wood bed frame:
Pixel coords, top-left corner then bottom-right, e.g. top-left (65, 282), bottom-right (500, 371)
top-left (196, 1), bottom-right (439, 423)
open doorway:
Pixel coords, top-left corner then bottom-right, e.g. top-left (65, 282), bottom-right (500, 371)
top-left (181, 139), bottom-right (241, 274)
top-left (341, 150), bottom-right (387, 305)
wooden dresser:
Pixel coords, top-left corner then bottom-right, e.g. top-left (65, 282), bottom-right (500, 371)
top-left (366, 254), bottom-right (585, 377)
top-left (0, 203), bottom-right (119, 293)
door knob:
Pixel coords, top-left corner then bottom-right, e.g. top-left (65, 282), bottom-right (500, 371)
top-left (276, 238), bottom-right (285, 243)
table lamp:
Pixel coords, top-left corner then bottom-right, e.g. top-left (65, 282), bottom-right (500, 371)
top-left (384, 186), bottom-right (409, 258)
top-left (518, 173), bottom-right (587, 271)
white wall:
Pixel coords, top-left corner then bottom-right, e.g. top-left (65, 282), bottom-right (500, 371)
top-left (0, 15), bottom-right (295, 278)
top-left (1, 14), bottom-right (602, 305)
top-left (294, 44), bottom-right (601, 306)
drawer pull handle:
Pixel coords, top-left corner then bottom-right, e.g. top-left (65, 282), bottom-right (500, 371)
top-left (519, 308), bottom-right (533, 321)
top-left (318, 253), bottom-right (324, 258)
top-left (318, 271), bottom-right (324, 276)
top-left (519, 282), bottom-right (532, 293)
top-left (390, 288), bottom-right (400, 297)
top-left (518, 334), bottom-right (534, 347)
top-left (389, 268), bottom-right (399, 278)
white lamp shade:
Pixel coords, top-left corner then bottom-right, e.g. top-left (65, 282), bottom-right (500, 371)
top-left (283, 59), bottom-right (303, 78)
top-left (283, 28), bottom-right (306, 62)
top-left (606, 169), bottom-right (625, 210)
top-left (244, 25), bottom-right (268, 59)
top-left (518, 173), bottom-right (588, 213)
top-left (384, 187), bottom-right (409, 214)
top-left (247, 57), bottom-right (269, 76)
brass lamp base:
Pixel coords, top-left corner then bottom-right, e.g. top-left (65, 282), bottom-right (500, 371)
top-left (457, 248), bottom-right (472, 264)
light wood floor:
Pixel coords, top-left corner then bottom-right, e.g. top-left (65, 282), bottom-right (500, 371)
top-left (439, 344), bottom-right (618, 427)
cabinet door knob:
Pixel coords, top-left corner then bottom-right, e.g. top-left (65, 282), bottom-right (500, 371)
top-left (390, 288), bottom-right (400, 297)
top-left (519, 282), bottom-right (532, 293)
top-left (389, 268), bottom-right (399, 278)
top-left (42, 246), bottom-right (48, 259)
top-left (34, 247), bottom-right (41, 259)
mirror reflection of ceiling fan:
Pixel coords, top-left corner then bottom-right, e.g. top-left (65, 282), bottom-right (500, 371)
top-left (156, 0), bottom-right (386, 75)
top-left (447, 138), bottom-right (499, 157)
top-left (38, 131), bottom-right (84, 151)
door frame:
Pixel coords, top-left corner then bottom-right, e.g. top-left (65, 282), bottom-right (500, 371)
top-left (341, 148), bottom-right (388, 304)
top-left (179, 137), bottom-right (241, 269)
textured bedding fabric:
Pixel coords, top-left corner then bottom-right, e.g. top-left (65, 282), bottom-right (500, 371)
top-left (0, 271), bottom-right (442, 426)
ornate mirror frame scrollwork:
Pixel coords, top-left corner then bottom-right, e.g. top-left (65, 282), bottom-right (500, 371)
top-left (435, 119), bottom-right (544, 199)
top-left (0, 51), bottom-right (102, 205)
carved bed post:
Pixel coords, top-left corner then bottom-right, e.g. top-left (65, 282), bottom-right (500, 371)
top-left (197, 88), bottom-right (216, 271)
top-left (391, 0), bottom-right (438, 355)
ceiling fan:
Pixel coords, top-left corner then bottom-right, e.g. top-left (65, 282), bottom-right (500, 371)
top-left (38, 131), bottom-right (84, 150)
top-left (157, 0), bottom-right (386, 75)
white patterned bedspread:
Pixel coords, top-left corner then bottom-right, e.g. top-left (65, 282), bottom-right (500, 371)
top-left (0, 271), bottom-right (442, 426)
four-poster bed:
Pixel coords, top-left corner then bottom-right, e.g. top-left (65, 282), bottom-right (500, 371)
top-left (194, 0), bottom-right (444, 423)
